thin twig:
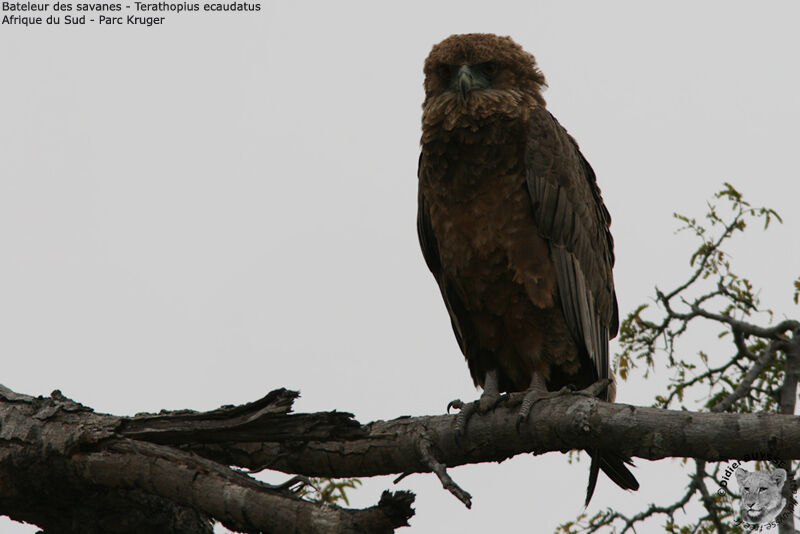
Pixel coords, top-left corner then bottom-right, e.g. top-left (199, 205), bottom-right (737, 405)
top-left (694, 460), bottom-right (726, 533)
top-left (417, 432), bottom-right (472, 508)
top-left (712, 342), bottom-right (778, 413)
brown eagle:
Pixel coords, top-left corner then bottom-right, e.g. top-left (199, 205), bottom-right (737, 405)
top-left (416, 33), bottom-right (638, 504)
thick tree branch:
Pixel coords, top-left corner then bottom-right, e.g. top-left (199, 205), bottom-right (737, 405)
top-left (0, 385), bottom-right (412, 534)
top-left (5, 375), bottom-right (800, 532)
top-left (132, 388), bottom-right (800, 480)
top-left (77, 440), bottom-right (411, 534)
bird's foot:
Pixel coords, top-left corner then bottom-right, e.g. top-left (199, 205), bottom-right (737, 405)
top-left (446, 398), bottom-right (474, 443)
top-left (513, 384), bottom-right (573, 432)
top-left (447, 391), bottom-right (507, 442)
top-left (576, 378), bottom-right (613, 399)
top-left (512, 378), bottom-right (614, 431)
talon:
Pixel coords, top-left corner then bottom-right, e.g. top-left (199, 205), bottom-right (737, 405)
top-left (452, 400), bottom-right (478, 443)
top-left (447, 398), bottom-right (473, 443)
top-left (446, 399), bottom-right (464, 414)
top-left (512, 373), bottom-right (552, 430)
top-left (449, 370), bottom-right (503, 443)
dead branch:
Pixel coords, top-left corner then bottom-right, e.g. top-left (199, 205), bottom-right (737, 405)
top-left (161, 390), bottom-right (800, 479)
top-left (5, 369), bottom-right (800, 533)
top-left (0, 385), bottom-right (412, 534)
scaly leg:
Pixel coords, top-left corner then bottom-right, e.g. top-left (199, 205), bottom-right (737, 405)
top-left (515, 376), bottom-right (613, 431)
top-left (447, 369), bottom-right (504, 440)
top-left (478, 368), bottom-right (500, 412)
top-left (514, 371), bottom-right (582, 431)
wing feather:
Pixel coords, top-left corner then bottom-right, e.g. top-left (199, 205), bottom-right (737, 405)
top-left (525, 107), bottom-right (618, 392)
top-left (525, 108), bottom-right (636, 504)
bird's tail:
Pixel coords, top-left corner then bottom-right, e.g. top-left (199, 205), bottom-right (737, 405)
top-left (585, 449), bottom-right (639, 506)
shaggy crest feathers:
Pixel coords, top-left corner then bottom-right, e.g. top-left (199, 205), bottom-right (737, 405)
top-left (421, 34), bottom-right (547, 142)
top-left (423, 33), bottom-right (547, 106)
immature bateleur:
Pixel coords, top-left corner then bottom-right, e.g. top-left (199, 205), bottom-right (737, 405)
top-left (416, 33), bottom-right (639, 504)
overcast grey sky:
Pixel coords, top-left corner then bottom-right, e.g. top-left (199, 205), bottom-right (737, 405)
top-left (2, 1), bottom-right (799, 532)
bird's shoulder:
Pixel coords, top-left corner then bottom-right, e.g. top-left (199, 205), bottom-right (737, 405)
top-left (525, 107), bottom-right (613, 255)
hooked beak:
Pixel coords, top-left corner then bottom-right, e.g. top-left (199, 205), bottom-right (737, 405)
top-left (452, 64), bottom-right (490, 102)
top-left (456, 65), bottom-right (473, 102)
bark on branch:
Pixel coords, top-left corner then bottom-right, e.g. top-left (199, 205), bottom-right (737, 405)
top-left (4, 381), bottom-right (800, 533)
top-left (165, 389), bottom-right (800, 478)
top-left (0, 385), bottom-right (412, 534)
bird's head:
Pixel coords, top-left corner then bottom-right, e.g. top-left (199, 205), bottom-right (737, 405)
top-left (422, 34), bottom-right (547, 135)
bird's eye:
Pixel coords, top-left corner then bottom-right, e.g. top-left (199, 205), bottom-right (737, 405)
top-left (437, 63), bottom-right (453, 80)
top-left (479, 61), bottom-right (498, 77)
